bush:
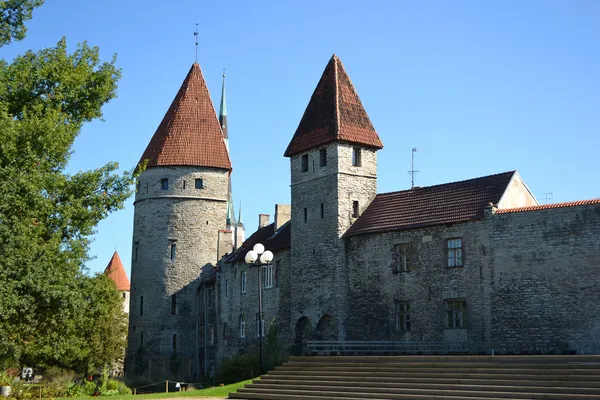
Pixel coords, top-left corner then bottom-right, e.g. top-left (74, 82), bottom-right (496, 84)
top-left (217, 354), bottom-right (260, 385)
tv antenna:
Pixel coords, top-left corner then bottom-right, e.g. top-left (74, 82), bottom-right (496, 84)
top-left (541, 192), bottom-right (553, 204)
top-left (194, 23), bottom-right (199, 63)
top-left (408, 147), bottom-right (419, 189)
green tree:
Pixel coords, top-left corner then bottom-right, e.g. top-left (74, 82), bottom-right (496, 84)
top-left (0, 1), bottom-right (133, 373)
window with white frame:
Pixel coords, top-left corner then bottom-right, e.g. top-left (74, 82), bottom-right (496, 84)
top-left (264, 264), bottom-right (274, 288)
top-left (395, 301), bottom-right (411, 331)
top-left (394, 243), bottom-right (412, 272)
top-left (445, 299), bottom-right (466, 328)
top-left (256, 312), bottom-right (265, 337)
top-left (241, 271), bottom-right (247, 294)
top-left (239, 315), bottom-right (246, 338)
top-left (447, 238), bottom-right (463, 267)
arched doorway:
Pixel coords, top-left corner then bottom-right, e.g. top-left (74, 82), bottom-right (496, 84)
top-left (293, 316), bottom-right (312, 356)
top-left (315, 314), bottom-right (338, 341)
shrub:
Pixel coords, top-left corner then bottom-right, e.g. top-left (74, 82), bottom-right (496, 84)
top-left (217, 354), bottom-right (260, 385)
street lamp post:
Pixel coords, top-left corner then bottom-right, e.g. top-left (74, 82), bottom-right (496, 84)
top-left (244, 243), bottom-right (273, 374)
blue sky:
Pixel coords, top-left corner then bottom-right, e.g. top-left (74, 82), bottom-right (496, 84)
top-left (4, 0), bottom-right (599, 276)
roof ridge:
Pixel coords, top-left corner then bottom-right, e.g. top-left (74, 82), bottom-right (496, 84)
top-left (333, 55), bottom-right (341, 139)
top-left (495, 198), bottom-right (600, 214)
top-left (375, 171), bottom-right (517, 197)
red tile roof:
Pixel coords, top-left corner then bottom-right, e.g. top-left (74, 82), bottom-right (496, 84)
top-left (345, 171), bottom-right (516, 237)
top-left (104, 251), bottom-right (130, 291)
top-left (138, 63), bottom-right (231, 171)
top-left (284, 54), bottom-right (383, 157)
top-left (495, 198), bottom-right (600, 214)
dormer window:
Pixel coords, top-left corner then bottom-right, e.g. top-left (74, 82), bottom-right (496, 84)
top-left (301, 154), bottom-right (309, 172)
top-left (161, 178), bottom-right (169, 190)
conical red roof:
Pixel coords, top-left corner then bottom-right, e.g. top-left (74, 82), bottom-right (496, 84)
top-left (104, 251), bottom-right (130, 291)
top-left (284, 55), bottom-right (383, 157)
top-left (138, 63), bottom-right (231, 170)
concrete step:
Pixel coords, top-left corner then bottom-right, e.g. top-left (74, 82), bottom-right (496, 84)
top-left (259, 374), bottom-right (600, 388)
top-left (282, 361), bottom-right (600, 370)
top-left (289, 355), bottom-right (600, 363)
top-left (275, 365), bottom-right (600, 375)
top-left (230, 392), bottom-right (526, 400)
top-left (233, 386), bottom-right (600, 399)
top-left (267, 369), bottom-right (600, 381)
top-left (251, 379), bottom-right (600, 394)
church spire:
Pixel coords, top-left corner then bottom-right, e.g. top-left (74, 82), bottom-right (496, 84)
top-left (219, 70), bottom-right (228, 152)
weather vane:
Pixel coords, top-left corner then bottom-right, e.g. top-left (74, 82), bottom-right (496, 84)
top-left (194, 23), bottom-right (199, 63)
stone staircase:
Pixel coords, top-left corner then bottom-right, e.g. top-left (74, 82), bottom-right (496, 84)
top-left (229, 355), bottom-right (600, 399)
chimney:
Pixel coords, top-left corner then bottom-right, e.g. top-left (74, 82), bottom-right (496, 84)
top-left (259, 214), bottom-right (270, 228)
top-left (275, 204), bottom-right (291, 230)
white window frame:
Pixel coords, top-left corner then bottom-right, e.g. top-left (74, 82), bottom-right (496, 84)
top-left (239, 315), bottom-right (246, 338)
top-left (445, 299), bottom-right (466, 329)
top-left (264, 264), bottom-right (274, 289)
top-left (447, 238), bottom-right (463, 267)
top-left (395, 244), bottom-right (411, 272)
top-left (241, 271), bottom-right (247, 294)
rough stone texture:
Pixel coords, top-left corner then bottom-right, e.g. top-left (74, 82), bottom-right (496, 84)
top-left (344, 203), bottom-right (600, 353)
top-left (288, 142), bottom-right (377, 345)
top-left (127, 166), bottom-right (228, 383)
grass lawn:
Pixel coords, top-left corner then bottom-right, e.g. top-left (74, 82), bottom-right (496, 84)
top-left (57, 378), bottom-right (254, 400)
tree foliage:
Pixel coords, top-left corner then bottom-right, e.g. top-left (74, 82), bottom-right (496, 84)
top-left (0, 1), bottom-right (133, 373)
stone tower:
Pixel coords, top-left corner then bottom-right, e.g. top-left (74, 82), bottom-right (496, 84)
top-left (127, 63), bottom-right (231, 382)
top-left (284, 54), bottom-right (383, 343)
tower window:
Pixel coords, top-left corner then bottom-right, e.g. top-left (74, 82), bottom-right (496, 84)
top-left (320, 203), bottom-right (324, 219)
top-left (241, 271), bottom-right (247, 294)
top-left (240, 314), bottom-right (246, 338)
top-left (319, 148), bottom-right (327, 167)
top-left (139, 295), bottom-right (144, 317)
top-left (140, 333), bottom-right (144, 348)
top-left (171, 294), bottom-right (176, 315)
top-left (172, 334), bottom-right (177, 350)
top-left (161, 178), bottom-right (169, 190)
top-left (183, 180), bottom-right (186, 190)
top-left (303, 207), bottom-right (308, 223)
top-left (301, 154), bottom-right (309, 172)
top-left (195, 178), bottom-right (203, 189)
top-left (352, 201), bottom-right (359, 218)
top-left (352, 147), bottom-right (362, 167)
top-left (170, 243), bottom-right (176, 261)
top-left (134, 245), bottom-right (138, 262)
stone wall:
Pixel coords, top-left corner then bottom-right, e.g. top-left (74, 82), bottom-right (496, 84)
top-left (127, 166), bottom-right (228, 383)
top-left (491, 203), bottom-right (600, 353)
top-left (344, 203), bottom-right (600, 353)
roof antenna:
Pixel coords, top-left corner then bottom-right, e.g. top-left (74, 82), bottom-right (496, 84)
top-left (541, 192), bottom-right (553, 204)
top-left (194, 23), bottom-right (199, 63)
top-left (408, 147), bottom-right (419, 189)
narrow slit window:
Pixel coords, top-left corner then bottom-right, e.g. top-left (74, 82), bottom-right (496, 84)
top-left (171, 294), bottom-right (176, 315)
top-left (303, 207), bottom-right (308, 223)
top-left (172, 334), bottom-right (177, 350)
top-left (352, 201), bottom-right (359, 218)
top-left (320, 203), bottom-right (324, 219)
top-left (170, 243), bottom-right (176, 261)
top-left (139, 295), bottom-right (144, 317)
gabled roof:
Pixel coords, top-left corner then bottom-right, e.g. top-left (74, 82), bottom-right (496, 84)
top-left (345, 171), bottom-right (516, 237)
top-left (284, 54), bottom-right (383, 157)
top-left (495, 198), bottom-right (600, 214)
top-left (138, 63), bottom-right (231, 171)
top-left (104, 251), bottom-right (130, 291)
top-left (224, 221), bottom-right (291, 263)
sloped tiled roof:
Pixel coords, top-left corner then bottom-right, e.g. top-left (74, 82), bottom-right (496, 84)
top-left (345, 171), bottom-right (516, 237)
top-left (284, 54), bottom-right (383, 157)
top-left (495, 198), bottom-right (600, 214)
top-left (104, 251), bottom-right (130, 291)
top-left (224, 221), bottom-right (291, 263)
top-left (138, 63), bottom-right (231, 171)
